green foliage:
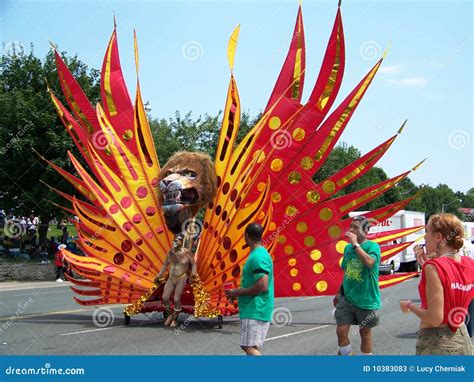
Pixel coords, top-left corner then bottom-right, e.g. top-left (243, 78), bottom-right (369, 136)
top-left (0, 47), bottom-right (100, 220)
top-left (0, 47), bottom-right (472, 224)
top-left (149, 110), bottom-right (260, 164)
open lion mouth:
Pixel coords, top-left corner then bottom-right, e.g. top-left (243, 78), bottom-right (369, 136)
top-left (163, 188), bottom-right (198, 206)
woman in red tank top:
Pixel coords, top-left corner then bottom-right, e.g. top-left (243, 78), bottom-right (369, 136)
top-left (399, 213), bottom-right (473, 355)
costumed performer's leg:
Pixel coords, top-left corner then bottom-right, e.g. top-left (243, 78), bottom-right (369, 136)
top-left (162, 278), bottom-right (175, 326)
top-left (169, 276), bottom-right (187, 328)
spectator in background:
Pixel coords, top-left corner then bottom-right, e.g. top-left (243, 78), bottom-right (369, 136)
top-left (38, 217), bottom-right (50, 253)
top-left (461, 238), bottom-right (474, 337)
top-left (0, 209), bottom-right (5, 229)
top-left (61, 226), bottom-right (69, 245)
top-left (55, 244), bottom-right (67, 282)
top-left (400, 213), bottom-right (474, 355)
top-left (333, 215), bottom-right (382, 356)
top-left (48, 237), bottom-right (58, 257)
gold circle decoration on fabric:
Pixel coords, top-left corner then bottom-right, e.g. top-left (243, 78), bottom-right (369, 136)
top-left (328, 225), bottom-right (342, 238)
top-left (293, 282), bottom-right (302, 291)
top-left (322, 180), bottom-right (336, 194)
top-left (336, 240), bottom-right (347, 254)
top-left (296, 221), bottom-right (308, 233)
top-left (310, 249), bottom-right (322, 260)
top-left (292, 127), bottom-right (305, 142)
top-left (288, 171), bottom-right (302, 184)
top-left (313, 262), bottom-right (325, 274)
top-left (271, 192), bottom-right (282, 203)
top-left (316, 280), bottom-right (328, 292)
top-left (300, 156), bottom-right (314, 170)
top-left (307, 190), bottom-right (320, 204)
top-left (285, 205), bottom-right (298, 217)
top-left (271, 158), bottom-right (284, 172)
top-left (269, 116), bottom-right (281, 130)
top-left (319, 207), bottom-right (333, 221)
top-left (304, 236), bottom-right (315, 247)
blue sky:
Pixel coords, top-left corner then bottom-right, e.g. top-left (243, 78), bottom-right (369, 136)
top-left (1, 0), bottom-right (473, 193)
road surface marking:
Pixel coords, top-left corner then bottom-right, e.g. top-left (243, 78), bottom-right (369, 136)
top-left (3, 289), bottom-right (73, 297)
top-left (265, 325), bottom-right (330, 342)
top-left (299, 296), bottom-right (324, 301)
top-left (0, 283), bottom-right (72, 292)
top-left (59, 326), bottom-right (126, 336)
top-left (0, 305), bottom-right (123, 322)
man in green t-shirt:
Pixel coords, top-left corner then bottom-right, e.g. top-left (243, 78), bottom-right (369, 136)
top-left (333, 215), bottom-right (381, 355)
top-left (225, 223), bottom-right (274, 356)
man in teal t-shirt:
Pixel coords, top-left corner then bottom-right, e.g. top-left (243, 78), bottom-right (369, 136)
top-left (333, 215), bottom-right (381, 356)
top-left (225, 223), bottom-right (274, 356)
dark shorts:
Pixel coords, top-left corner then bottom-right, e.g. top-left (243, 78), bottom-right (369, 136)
top-left (335, 297), bottom-right (379, 328)
top-left (416, 324), bottom-right (472, 355)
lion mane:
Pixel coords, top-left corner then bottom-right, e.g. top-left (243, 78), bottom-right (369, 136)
top-left (157, 151), bottom-right (217, 234)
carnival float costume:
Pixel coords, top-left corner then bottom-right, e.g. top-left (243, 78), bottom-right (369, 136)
top-left (41, 3), bottom-right (424, 325)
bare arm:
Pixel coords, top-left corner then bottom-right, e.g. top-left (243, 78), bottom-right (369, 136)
top-left (156, 254), bottom-right (170, 279)
top-left (346, 233), bottom-right (376, 269)
top-left (399, 264), bottom-right (444, 326)
top-left (188, 253), bottom-right (197, 276)
top-left (225, 275), bottom-right (269, 298)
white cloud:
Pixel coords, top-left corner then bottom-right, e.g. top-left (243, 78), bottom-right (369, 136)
top-left (379, 64), bottom-right (404, 74)
top-left (385, 77), bottom-right (427, 88)
top-left (417, 91), bottom-right (444, 100)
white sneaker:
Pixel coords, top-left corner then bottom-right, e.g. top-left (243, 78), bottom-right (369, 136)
top-left (56, 278), bottom-right (64, 282)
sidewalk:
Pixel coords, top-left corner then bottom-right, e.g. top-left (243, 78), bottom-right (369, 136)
top-left (0, 280), bottom-right (71, 291)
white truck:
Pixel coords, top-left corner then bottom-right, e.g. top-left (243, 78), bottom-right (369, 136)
top-left (349, 210), bottom-right (425, 274)
top-left (462, 222), bottom-right (474, 243)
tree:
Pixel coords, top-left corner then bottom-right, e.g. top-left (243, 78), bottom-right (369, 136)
top-left (0, 47), bottom-right (100, 221)
top-left (149, 110), bottom-right (259, 165)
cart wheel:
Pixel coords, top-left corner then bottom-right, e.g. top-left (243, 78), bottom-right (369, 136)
top-left (217, 315), bottom-right (223, 329)
top-left (124, 314), bottom-right (131, 326)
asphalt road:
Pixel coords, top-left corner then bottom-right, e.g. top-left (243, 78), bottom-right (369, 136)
top-left (0, 278), bottom-right (470, 355)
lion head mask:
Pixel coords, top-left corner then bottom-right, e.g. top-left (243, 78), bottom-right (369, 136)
top-left (157, 151), bottom-right (217, 234)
